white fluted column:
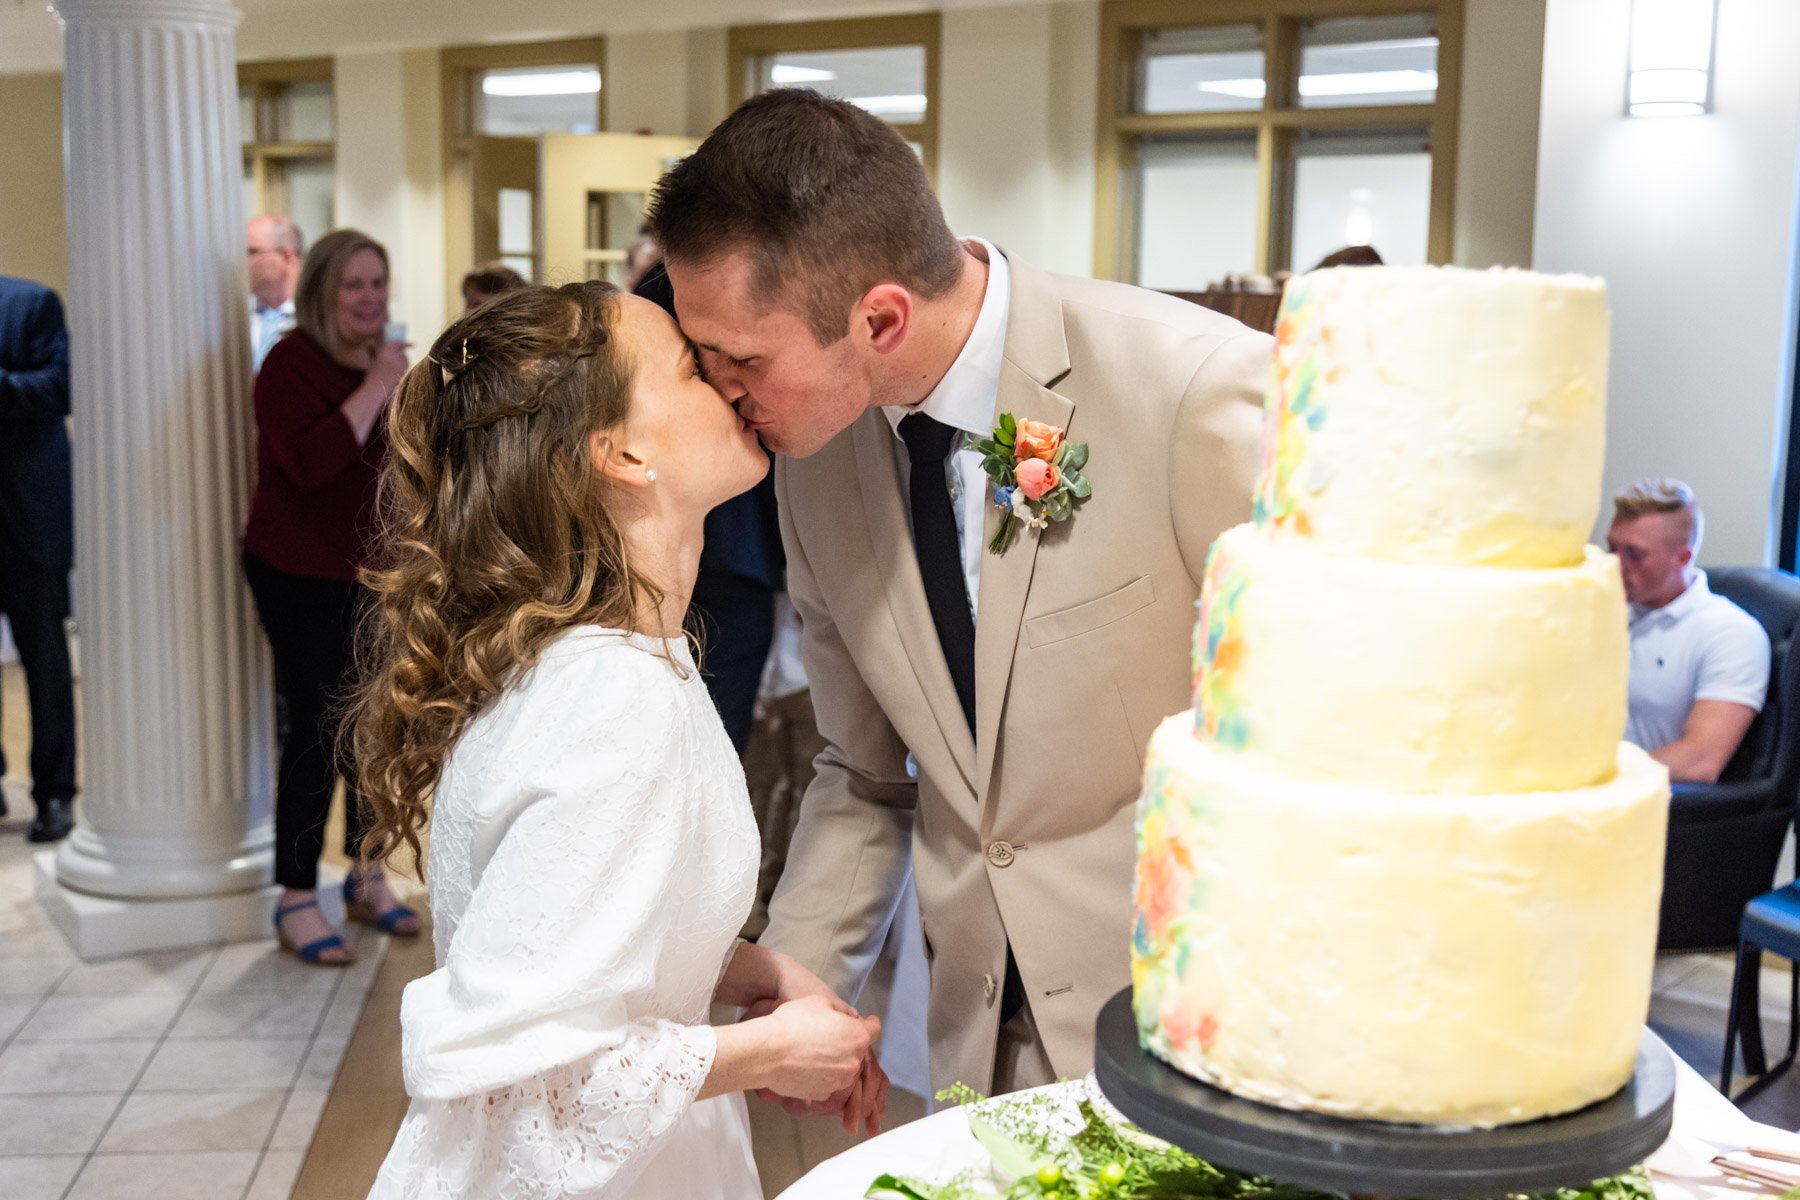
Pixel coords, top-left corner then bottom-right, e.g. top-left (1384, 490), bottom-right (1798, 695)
top-left (36, 0), bottom-right (277, 957)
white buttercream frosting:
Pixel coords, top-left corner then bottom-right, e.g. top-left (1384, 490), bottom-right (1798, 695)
top-left (1255, 266), bottom-right (1609, 568)
top-left (1194, 524), bottom-right (1629, 794)
top-left (1133, 718), bottom-right (1669, 1128)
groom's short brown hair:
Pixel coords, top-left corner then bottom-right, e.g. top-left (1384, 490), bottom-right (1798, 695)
top-left (647, 88), bottom-right (964, 345)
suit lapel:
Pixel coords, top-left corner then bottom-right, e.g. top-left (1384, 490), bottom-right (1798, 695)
top-left (974, 253), bottom-right (1074, 810)
top-left (852, 412), bottom-right (977, 789)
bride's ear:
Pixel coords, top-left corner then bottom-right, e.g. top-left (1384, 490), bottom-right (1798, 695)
top-left (587, 429), bottom-right (654, 489)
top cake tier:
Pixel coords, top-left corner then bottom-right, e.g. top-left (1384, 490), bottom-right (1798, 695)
top-left (1254, 266), bottom-right (1609, 568)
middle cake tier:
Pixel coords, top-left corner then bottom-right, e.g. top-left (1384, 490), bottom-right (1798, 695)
top-left (1195, 524), bottom-right (1628, 795)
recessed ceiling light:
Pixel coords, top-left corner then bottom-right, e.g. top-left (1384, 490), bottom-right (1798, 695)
top-left (770, 64), bottom-right (837, 84)
top-left (482, 68), bottom-right (601, 97)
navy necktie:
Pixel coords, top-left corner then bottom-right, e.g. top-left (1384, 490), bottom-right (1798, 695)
top-left (899, 413), bottom-right (977, 732)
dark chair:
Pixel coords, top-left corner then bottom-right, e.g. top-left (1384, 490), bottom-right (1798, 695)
top-left (1659, 567), bottom-right (1800, 952)
top-left (1691, 568), bottom-right (1800, 1099)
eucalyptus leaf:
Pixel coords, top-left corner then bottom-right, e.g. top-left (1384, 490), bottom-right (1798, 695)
top-left (865, 1175), bottom-right (943, 1200)
top-left (1047, 490), bottom-right (1073, 521)
top-left (1063, 442), bottom-right (1089, 472)
top-left (1068, 475), bottom-right (1093, 500)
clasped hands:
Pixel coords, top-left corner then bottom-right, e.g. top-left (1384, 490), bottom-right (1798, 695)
top-left (720, 942), bottom-right (889, 1136)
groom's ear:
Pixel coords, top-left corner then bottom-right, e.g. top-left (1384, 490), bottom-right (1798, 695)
top-left (587, 429), bottom-right (653, 490)
top-left (855, 283), bottom-right (912, 356)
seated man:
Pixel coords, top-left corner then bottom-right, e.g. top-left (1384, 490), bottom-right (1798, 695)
top-left (1608, 478), bottom-right (1771, 783)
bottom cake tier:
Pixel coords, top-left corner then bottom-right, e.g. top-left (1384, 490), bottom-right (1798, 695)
top-left (1132, 715), bottom-right (1670, 1129)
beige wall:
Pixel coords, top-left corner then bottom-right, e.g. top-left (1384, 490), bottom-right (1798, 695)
top-left (935, 2), bottom-right (1100, 277)
top-left (0, 72), bottom-right (67, 297)
top-left (334, 49), bottom-right (449, 343)
top-left (1452, 0), bottom-right (1544, 268)
top-left (1535, 0), bottom-right (1800, 566)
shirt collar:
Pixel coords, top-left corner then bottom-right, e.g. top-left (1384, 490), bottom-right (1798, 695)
top-left (882, 238), bottom-right (1011, 441)
top-left (1632, 568), bottom-right (1711, 626)
top-left (252, 297), bottom-right (295, 319)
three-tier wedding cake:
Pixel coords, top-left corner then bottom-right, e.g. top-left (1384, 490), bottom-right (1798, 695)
top-left (1130, 265), bottom-right (1671, 1129)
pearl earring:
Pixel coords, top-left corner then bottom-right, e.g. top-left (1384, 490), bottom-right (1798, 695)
top-left (645, 468), bottom-right (658, 483)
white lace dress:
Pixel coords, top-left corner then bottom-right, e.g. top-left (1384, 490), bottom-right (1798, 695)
top-left (368, 627), bottom-right (762, 1200)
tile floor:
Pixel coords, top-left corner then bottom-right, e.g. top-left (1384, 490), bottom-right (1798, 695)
top-left (0, 772), bottom-right (388, 1200)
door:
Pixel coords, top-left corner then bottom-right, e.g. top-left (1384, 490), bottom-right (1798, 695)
top-left (539, 133), bottom-right (701, 288)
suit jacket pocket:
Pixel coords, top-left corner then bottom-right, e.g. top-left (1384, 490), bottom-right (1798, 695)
top-left (1024, 575), bottom-right (1156, 649)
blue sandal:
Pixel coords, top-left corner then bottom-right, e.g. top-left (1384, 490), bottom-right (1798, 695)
top-left (274, 897), bottom-right (353, 966)
top-left (344, 871), bottom-right (421, 937)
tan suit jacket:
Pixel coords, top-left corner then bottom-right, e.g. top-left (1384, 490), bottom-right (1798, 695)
top-left (761, 251), bottom-right (1271, 1094)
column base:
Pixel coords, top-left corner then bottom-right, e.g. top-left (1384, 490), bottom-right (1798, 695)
top-left (33, 850), bottom-right (284, 960)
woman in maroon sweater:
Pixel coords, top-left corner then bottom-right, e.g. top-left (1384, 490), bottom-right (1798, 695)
top-left (244, 228), bottom-right (418, 965)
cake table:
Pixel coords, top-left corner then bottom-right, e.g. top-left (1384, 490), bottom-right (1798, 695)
top-left (777, 1028), bottom-right (1786, 1200)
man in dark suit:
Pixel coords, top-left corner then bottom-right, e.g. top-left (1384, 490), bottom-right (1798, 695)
top-left (634, 265), bottom-right (785, 752)
top-left (0, 276), bottom-right (78, 842)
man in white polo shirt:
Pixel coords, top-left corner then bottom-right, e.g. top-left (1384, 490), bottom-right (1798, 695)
top-left (1607, 478), bottom-right (1771, 783)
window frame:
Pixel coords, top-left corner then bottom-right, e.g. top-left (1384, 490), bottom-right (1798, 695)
top-left (439, 37), bottom-right (607, 313)
top-left (238, 57), bottom-right (334, 223)
top-left (728, 13), bottom-right (942, 185)
top-left (1094, 0), bottom-right (1464, 282)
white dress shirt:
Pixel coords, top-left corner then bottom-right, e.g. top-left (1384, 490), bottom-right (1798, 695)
top-left (1625, 569), bottom-right (1771, 751)
top-left (882, 238), bottom-right (1011, 621)
top-left (250, 296), bottom-right (295, 373)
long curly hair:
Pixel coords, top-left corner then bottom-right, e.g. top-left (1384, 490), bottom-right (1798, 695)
top-left (350, 280), bottom-right (656, 872)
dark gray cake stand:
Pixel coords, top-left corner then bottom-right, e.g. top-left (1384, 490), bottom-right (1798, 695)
top-left (1093, 989), bottom-right (1676, 1198)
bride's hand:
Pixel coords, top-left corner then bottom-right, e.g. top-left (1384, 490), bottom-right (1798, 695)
top-left (756, 995), bottom-right (880, 1102)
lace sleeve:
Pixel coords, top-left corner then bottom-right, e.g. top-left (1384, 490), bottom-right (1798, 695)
top-left (394, 644), bottom-right (722, 1190)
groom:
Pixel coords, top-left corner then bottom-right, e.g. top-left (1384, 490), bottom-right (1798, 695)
top-left (649, 89), bottom-right (1270, 1096)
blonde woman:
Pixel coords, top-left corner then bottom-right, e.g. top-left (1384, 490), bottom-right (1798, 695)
top-left (353, 281), bottom-right (886, 1198)
top-left (243, 228), bottom-right (419, 966)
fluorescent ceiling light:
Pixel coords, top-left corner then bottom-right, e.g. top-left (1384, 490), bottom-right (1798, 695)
top-left (1628, 0), bottom-right (1715, 116)
top-left (846, 93), bottom-right (927, 117)
top-left (770, 64), bottom-right (837, 84)
top-left (1198, 68), bottom-right (1439, 100)
top-left (482, 68), bottom-right (601, 97)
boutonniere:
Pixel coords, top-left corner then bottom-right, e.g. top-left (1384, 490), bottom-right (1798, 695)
top-left (972, 413), bottom-right (1092, 553)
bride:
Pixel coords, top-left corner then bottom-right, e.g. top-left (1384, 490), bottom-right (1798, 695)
top-left (350, 280), bottom-right (887, 1198)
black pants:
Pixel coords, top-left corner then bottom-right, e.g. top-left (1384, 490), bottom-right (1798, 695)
top-left (0, 555), bottom-right (76, 805)
top-left (686, 569), bottom-right (776, 755)
top-left (243, 551), bottom-right (370, 890)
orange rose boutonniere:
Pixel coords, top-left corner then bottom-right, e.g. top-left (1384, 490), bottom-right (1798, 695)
top-left (971, 412), bottom-right (1092, 553)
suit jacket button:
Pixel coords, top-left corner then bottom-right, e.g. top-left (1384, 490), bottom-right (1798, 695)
top-left (983, 973), bottom-right (998, 1004)
top-left (986, 840), bottom-right (1015, 868)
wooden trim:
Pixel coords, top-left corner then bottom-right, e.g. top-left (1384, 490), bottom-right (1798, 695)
top-left (254, 142), bottom-right (334, 160)
top-left (440, 38), bottom-right (607, 74)
top-left (727, 13), bottom-right (942, 184)
top-left (1097, 0), bottom-right (1461, 283)
top-left (1091, 16), bottom-right (1129, 279)
top-left (236, 57), bottom-right (332, 86)
top-left (1106, 0), bottom-right (1455, 28)
top-left (238, 59), bottom-right (335, 220)
top-left (1427, 0), bottom-right (1464, 263)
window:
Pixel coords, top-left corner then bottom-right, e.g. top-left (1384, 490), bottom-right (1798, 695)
top-left (441, 39), bottom-right (606, 310)
top-left (730, 14), bottom-right (941, 182)
top-left (1096, 0), bottom-right (1463, 285)
top-left (239, 60), bottom-right (335, 245)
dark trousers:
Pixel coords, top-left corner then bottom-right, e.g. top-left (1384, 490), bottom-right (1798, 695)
top-left (0, 555), bottom-right (76, 804)
top-left (242, 551), bottom-right (370, 890)
top-left (686, 568), bottom-right (776, 755)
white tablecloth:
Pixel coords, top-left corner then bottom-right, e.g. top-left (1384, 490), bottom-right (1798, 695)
top-left (779, 1056), bottom-right (1800, 1199)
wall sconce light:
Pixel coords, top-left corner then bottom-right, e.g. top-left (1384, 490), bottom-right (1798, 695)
top-left (1628, 0), bottom-right (1717, 116)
